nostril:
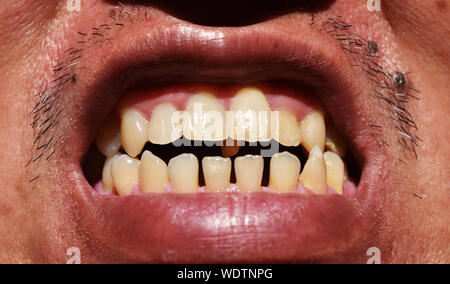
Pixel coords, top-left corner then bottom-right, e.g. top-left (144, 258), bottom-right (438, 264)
top-left (108, 0), bottom-right (335, 27)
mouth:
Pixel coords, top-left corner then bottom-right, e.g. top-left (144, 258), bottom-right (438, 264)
top-left (49, 4), bottom-right (387, 263)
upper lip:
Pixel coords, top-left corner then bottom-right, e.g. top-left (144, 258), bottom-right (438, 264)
top-left (59, 10), bottom-right (385, 263)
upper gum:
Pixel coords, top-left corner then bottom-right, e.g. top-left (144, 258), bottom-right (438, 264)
top-left (115, 84), bottom-right (321, 122)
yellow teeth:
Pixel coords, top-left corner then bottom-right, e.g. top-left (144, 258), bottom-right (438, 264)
top-left (269, 152), bottom-right (301, 193)
top-left (102, 154), bottom-right (120, 192)
top-left (111, 154), bottom-right (140, 196)
top-left (299, 111), bottom-right (326, 152)
top-left (324, 151), bottom-right (345, 195)
top-left (202, 157), bottom-right (232, 192)
top-left (96, 118), bottom-right (121, 157)
top-left (277, 110), bottom-right (301, 147)
top-left (168, 154), bottom-right (199, 193)
top-left (235, 155), bottom-right (264, 192)
top-left (325, 125), bottom-right (347, 157)
top-left (148, 103), bottom-right (182, 145)
top-left (299, 146), bottom-right (327, 195)
top-left (230, 88), bottom-right (272, 142)
top-left (184, 93), bottom-right (226, 141)
top-left (121, 109), bottom-right (149, 157)
top-left (139, 150), bottom-right (169, 193)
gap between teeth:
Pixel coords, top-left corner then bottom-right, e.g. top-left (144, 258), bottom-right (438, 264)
top-left (96, 87), bottom-right (351, 196)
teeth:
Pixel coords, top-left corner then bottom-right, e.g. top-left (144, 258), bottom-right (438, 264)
top-left (111, 154), bottom-right (140, 196)
top-left (299, 146), bottom-right (327, 195)
top-left (324, 151), bottom-right (345, 195)
top-left (276, 110), bottom-right (301, 147)
top-left (221, 138), bottom-right (241, 157)
top-left (184, 93), bottom-right (226, 141)
top-left (325, 126), bottom-right (347, 157)
top-left (139, 150), bottom-right (169, 193)
top-left (299, 111), bottom-right (326, 152)
top-left (121, 109), bottom-right (149, 157)
top-left (148, 103), bottom-right (183, 145)
top-left (202, 157), bottom-right (232, 192)
top-left (230, 88), bottom-right (272, 142)
top-left (102, 154), bottom-right (120, 192)
top-left (168, 154), bottom-right (199, 193)
top-left (96, 118), bottom-right (121, 157)
top-left (269, 152), bottom-right (301, 193)
top-left (234, 155), bottom-right (264, 192)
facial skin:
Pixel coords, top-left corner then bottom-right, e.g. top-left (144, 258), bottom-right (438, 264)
top-left (0, 0), bottom-right (448, 263)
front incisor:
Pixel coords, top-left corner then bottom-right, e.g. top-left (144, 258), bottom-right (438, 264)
top-left (324, 151), bottom-right (345, 195)
top-left (230, 88), bottom-right (272, 142)
top-left (299, 111), bottom-right (326, 152)
top-left (148, 103), bottom-right (182, 145)
top-left (168, 154), bottom-right (199, 193)
top-left (121, 109), bottom-right (149, 157)
top-left (139, 150), bottom-right (169, 193)
top-left (299, 146), bottom-right (328, 195)
top-left (235, 155), bottom-right (264, 192)
top-left (276, 110), bottom-right (301, 147)
top-left (202, 157), bottom-right (232, 192)
top-left (269, 152), bottom-right (301, 193)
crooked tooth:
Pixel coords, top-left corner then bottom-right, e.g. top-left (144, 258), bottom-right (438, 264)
top-left (111, 154), bottom-right (140, 196)
top-left (324, 151), bottom-right (345, 195)
top-left (299, 111), bottom-right (326, 152)
top-left (325, 126), bottom-right (347, 157)
top-left (299, 146), bottom-right (327, 195)
top-left (276, 110), bottom-right (301, 147)
top-left (139, 150), bottom-right (169, 193)
top-left (121, 109), bottom-right (148, 157)
top-left (184, 93), bottom-right (226, 141)
top-left (235, 155), bottom-right (264, 192)
top-left (269, 152), bottom-right (301, 193)
top-left (102, 154), bottom-right (120, 192)
top-left (168, 154), bottom-right (199, 193)
top-left (230, 88), bottom-right (271, 142)
top-left (202, 157), bottom-right (232, 192)
top-left (148, 103), bottom-right (182, 145)
top-left (96, 118), bottom-right (121, 157)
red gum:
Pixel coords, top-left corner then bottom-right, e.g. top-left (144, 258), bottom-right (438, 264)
top-left (115, 83), bottom-right (321, 122)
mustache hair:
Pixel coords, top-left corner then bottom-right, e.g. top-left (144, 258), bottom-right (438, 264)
top-left (26, 5), bottom-right (420, 184)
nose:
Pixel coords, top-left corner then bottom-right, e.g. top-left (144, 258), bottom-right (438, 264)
top-left (111, 0), bottom-right (334, 27)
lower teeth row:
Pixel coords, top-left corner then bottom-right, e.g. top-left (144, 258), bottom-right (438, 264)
top-left (101, 146), bottom-right (347, 196)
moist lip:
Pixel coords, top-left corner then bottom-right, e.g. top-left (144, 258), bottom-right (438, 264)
top-left (61, 20), bottom-right (385, 263)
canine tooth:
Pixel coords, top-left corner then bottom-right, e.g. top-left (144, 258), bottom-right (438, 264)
top-left (168, 154), bottom-right (199, 193)
top-left (299, 111), bottom-right (326, 152)
top-left (96, 118), bottom-right (121, 157)
top-left (230, 88), bottom-right (272, 142)
top-left (324, 151), bottom-right (345, 195)
top-left (148, 103), bottom-right (182, 145)
top-left (235, 155), bottom-right (264, 192)
top-left (121, 109), bottom-right (148, 157)
top-left (269, 152), bottom-right (301, 193)
top-left (299, 146), bottom-right (327, 195)
top-left (185, 93), bottom-right (226, 141)
top-left (111, 154), bottom-right (140, 196)
top-left (202, 157), bottom-right (232, 192)
top-left (326, 126), bottom-right (347, 157)
top-left (139, 151), bottom-right (169, 193)
top-left (277, 110), bottom-right (301, 147)
top-left (102, 154), bottom-right (120, 192)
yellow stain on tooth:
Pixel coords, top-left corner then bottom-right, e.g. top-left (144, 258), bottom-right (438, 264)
top-left (276, 110), bottom-right (301, 147)
top-left (168, 154), bottom-right (199, 193)
top-left (269, 152), bottom-right (301, 193)
top-left (235, 155), bottom-right (264, 193)
top-left (202, 156), bottom-right (232, 192)
top-left (324, 151), bottom-right (345, 195)
top-left (148, 103), bottom-right (182, 145)
top-left (102, 154), bottom-right (120, 192)
top-left (121, 109), bottom-right (149, 157)
top-left (299, 146), bottom-right (328, 195)
top-left (299, 111), bottom-right (326, 152)
top-left (139, 150), bottom-right (169, 193)
top-left (111, 154), bottom-right (140, 196)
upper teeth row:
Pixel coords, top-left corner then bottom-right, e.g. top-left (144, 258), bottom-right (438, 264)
top-left (96, 88), bottom-right (342, 158)
top-left (103, 147), bottom-right (346, 196)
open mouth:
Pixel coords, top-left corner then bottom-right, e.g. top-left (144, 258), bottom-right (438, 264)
top-left (37, 3), bottom-right (391, 263)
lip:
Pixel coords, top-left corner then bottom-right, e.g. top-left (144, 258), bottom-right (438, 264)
top-left (57, 8), bottom-right (387, 263)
